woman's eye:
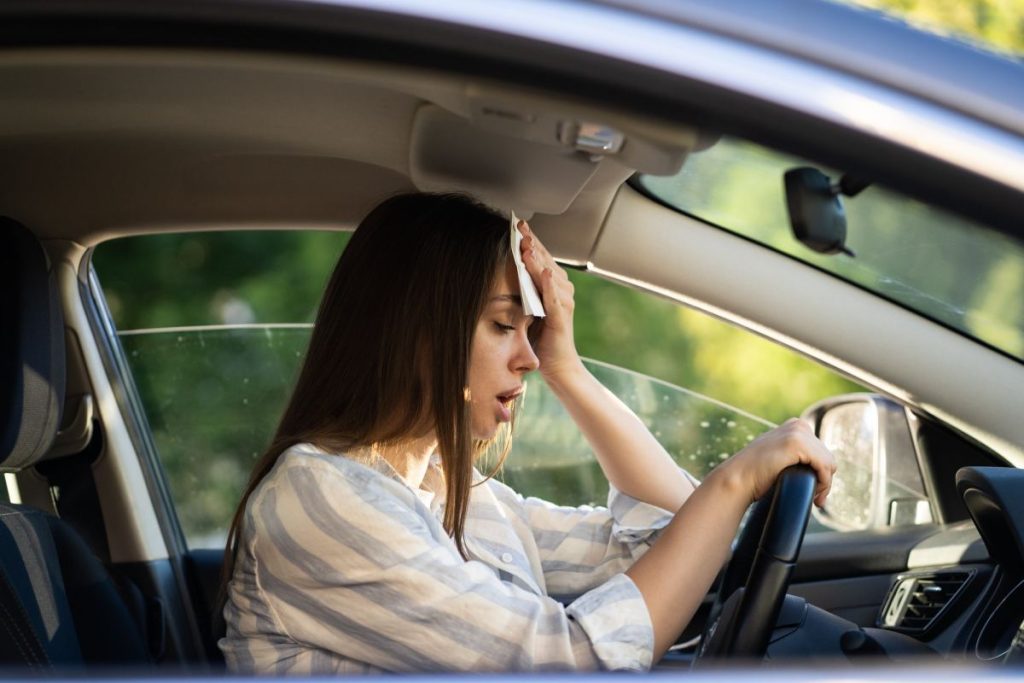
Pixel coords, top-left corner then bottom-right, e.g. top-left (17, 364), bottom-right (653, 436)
top-left (494, 322), bottom-right (515, 334)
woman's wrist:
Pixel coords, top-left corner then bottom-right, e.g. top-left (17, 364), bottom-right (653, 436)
top-left (538, 356), bottom-right (589, 393)
top-left (702, 460), bottom-right (753, 507)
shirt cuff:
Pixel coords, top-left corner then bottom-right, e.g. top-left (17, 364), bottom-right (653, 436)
top-left (608, 466), bottom-right (697, 546)
top-left (565, 573), bottom-right (654, 671)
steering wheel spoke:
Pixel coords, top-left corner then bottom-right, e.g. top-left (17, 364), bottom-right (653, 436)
top-left (695, 465), bottom-right (817, 663)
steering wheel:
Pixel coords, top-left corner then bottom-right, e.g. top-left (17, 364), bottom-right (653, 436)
top-left (694, 465), bottom-right (816, 662)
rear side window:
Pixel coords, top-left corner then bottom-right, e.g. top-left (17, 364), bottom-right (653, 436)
top-left (93, 232), bottom-right (349, 547)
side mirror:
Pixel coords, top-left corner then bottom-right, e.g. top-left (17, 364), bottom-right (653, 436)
top-left (801, 394), bottom-right (933, 531)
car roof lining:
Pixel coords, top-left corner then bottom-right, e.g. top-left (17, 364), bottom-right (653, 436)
top-left (0, 47), bottom-right (698, 248)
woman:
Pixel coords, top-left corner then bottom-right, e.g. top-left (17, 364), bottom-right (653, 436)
top-left (219, 192), bottom-right (836, 673)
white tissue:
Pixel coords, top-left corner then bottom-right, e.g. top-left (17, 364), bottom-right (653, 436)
top-left (510, 211), bottom-right (546, 318)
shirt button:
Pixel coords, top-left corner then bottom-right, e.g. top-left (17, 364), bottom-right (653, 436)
top-left (501, 553), bottom-right (514, 564)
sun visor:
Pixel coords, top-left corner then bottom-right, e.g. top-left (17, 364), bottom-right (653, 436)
top-left (409, 104), bottom-right (601, 215)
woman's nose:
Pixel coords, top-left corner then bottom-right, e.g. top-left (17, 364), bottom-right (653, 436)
top-left (514, 331), bottom-right (540, 373)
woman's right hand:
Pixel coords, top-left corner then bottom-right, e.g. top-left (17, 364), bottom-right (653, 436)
top-left (713, 417), bottom-right (837, 508)
top-left (626, 416), bottom-right (836, 660)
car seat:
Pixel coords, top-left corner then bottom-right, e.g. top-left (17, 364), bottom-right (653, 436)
top-left (0, 216), bottom-right (150, 671)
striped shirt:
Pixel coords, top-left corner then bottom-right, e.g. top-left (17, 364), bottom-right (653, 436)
top-left (220, 443), bottom-right (684, 673)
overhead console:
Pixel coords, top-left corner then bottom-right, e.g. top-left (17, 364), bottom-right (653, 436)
top-left (410, 104), bottom-right (603, 215)
top-left (409, 86), bottom-right (703, 216)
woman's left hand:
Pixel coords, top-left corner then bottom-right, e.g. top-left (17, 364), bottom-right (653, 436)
top-left (518, 221), bottom-right (585, 383)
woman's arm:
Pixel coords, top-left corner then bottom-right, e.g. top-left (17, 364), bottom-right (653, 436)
top-left (518, 222), bottom-right (692, 511)
top-left (520, 224), bottom-right (838, 661)
top-left (520, 224), bottom-right (837, 661)
top-left (546, 364), bottom-right (696, 511)
top-left (626, 417), bottom-right (836, 659)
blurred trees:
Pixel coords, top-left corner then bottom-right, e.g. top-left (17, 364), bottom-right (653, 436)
top-left (569, 271), bottom-right (864, 424)
top-left (853, 0), bottom-right (1024, 55)
top-left (641, 136), bottom-right (1024, 361)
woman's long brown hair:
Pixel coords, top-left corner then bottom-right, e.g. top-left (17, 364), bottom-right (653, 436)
top-left (219, 193), bottom-right (512, 613)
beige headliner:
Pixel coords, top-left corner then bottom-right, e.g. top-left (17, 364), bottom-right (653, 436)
top-left (0, 48), bottom-right (693, 250)
top-left (6, 47), bottom-right (1023, 472)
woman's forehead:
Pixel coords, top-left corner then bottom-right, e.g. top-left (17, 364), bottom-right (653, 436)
top-left (488, 293), bottom-right (524, 308)
top-left (489, 258), bottom-right (523, 304)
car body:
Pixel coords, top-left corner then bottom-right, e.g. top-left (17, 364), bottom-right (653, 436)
top-left (1, 0), bottom-right (1023, 678)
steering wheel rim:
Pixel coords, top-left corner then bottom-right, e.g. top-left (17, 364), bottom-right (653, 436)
top-left (695, 465), bottom-right (817, 662)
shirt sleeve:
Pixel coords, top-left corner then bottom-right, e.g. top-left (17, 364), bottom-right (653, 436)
top-left (243, 458), bottom-right (655, 672)
top-left (488, 468), bottom-right (696, 598)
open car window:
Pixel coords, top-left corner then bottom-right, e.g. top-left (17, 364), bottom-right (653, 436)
top-left (92, 230), bottom-right (918, 549)
top-left (637, 136), bottom-right (1024, 362)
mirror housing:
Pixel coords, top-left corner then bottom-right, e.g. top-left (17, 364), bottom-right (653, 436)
top-left (801, 394), bottom-right (933, 531)
top-left (784, 167), bottom-right (867, 258)
top-left (784, 167), bottom-right (849, 255)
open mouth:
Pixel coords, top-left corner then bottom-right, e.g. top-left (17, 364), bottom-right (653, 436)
top-left (495, 386), bottom-right (524, 422)
top-left (497, 387), bottom-right (523, 405)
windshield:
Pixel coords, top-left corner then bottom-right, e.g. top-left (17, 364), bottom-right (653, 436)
top-left (637, 136), bottom-right (1024, 362)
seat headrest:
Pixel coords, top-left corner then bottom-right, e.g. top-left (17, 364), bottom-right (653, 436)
top-left (0, 217), bottom-right (65, 470)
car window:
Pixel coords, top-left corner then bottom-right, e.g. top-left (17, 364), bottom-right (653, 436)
top-left (499, 359), bottom-right (774, 508)
top-left (93, 230), bottom-right (916, 548)
top-left (636, 136), bottom-right (1024, 363)
top-left (93, 231), bottom-right (351, 547)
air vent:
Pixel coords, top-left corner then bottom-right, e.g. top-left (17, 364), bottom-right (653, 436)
top-left (880, 571), bottom-right (973, 634)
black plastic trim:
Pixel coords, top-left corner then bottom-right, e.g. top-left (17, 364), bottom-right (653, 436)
top-left (877, 568), bottom-right (981, 638)
top-left (912, 419), bottom-right (1008, 525)
top-left (795, 525), bottom-right (942, 583)
top-left (113, 557), bottom-right (213, 670)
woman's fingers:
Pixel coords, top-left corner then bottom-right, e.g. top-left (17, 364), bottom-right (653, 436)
top-left (519, 223), bottom-right (573, 313)
top-left (519, 224), bottom-right (545, 280)
top-left (736, 418), bottom-right (837, 507)
top-left (517, 222), bottom-right (583, 380)
top-left (792, 423), bottom-right (836, 508)
top-left (790, 433), bottom-right (834, 506)
top-left (520, 222), bottom-right (557, 271)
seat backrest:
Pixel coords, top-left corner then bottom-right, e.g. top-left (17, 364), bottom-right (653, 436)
top-left (0, 217), bottom-right (150, 671)
top-left (0, 216), bottom-right (64, 470)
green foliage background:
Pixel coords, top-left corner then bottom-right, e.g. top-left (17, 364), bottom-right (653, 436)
top-left (848, 0), bottom-right (1024, 55)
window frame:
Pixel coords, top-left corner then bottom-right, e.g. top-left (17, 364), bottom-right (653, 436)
top-left (83, 254), bottom-right (192, 556)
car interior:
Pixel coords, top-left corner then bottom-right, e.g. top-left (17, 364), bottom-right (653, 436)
top-left (2, 2), bottom-right (1024, 675)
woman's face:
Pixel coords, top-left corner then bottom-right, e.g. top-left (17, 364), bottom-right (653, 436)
top-left (466, 258), bottom-right (539, 440)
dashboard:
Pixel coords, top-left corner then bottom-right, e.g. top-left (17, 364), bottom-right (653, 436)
top-left (871, 467), bottom-right (1024, 666)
